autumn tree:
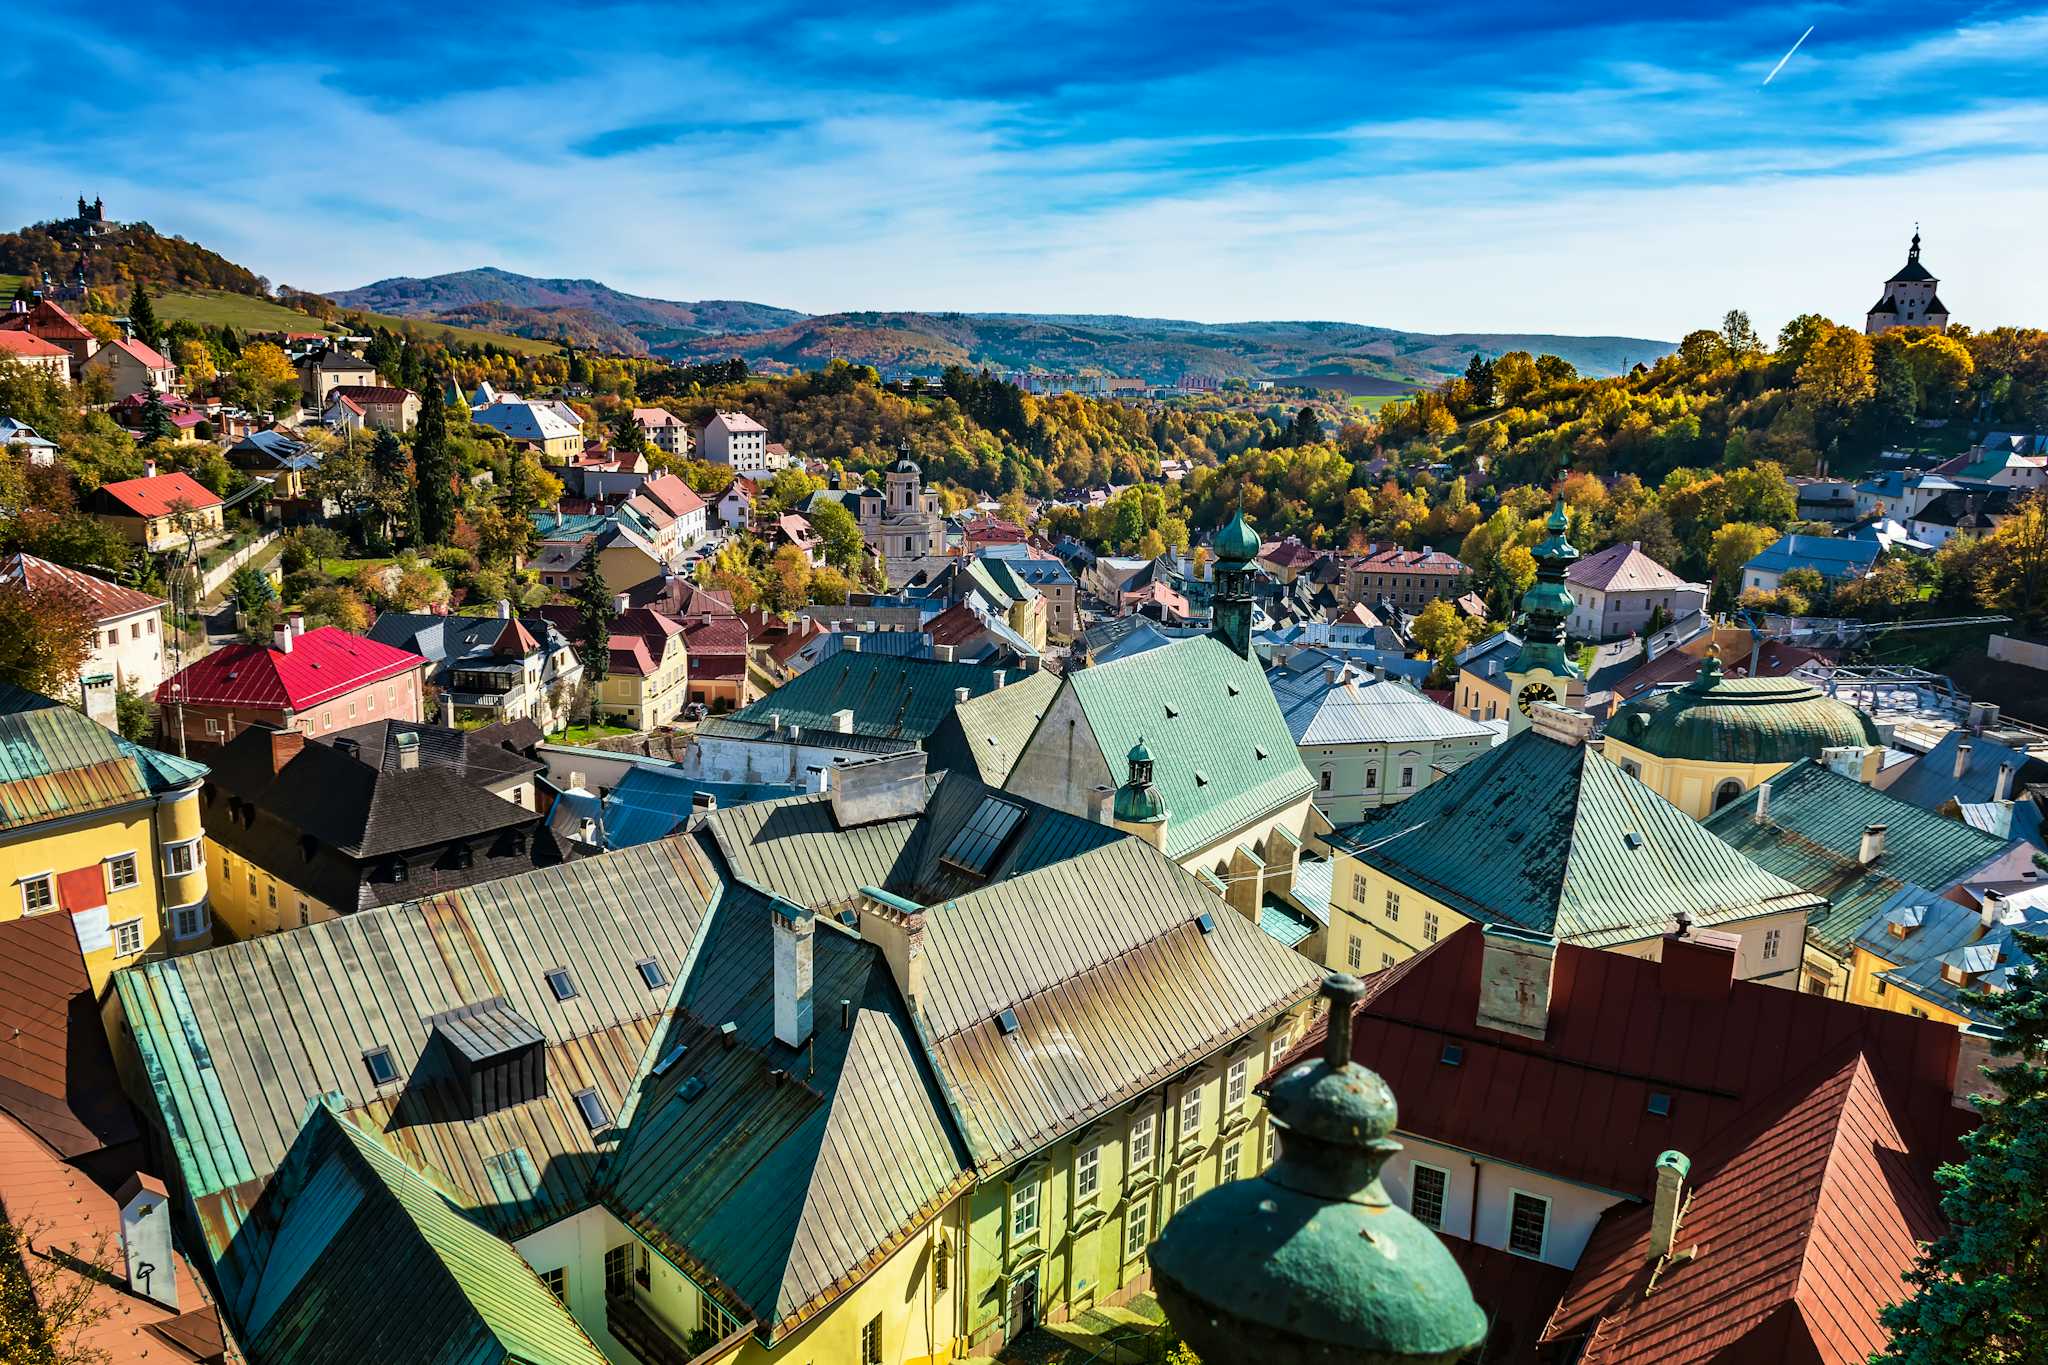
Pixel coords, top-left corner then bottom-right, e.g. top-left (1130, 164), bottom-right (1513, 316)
top-left (0, 1215), bottom-right (113, 1365)
top-left (0, 582), bottom-right (97, 695)
top-left (1708, 522), bottom-right (1776, 608)
top-left (1976, 492), bottom-right (2048, 630)
top-left (762, 544), bottom-right (813, 614)
top-left (1796, 325), bottom-right (1876, 444)
top-left (1412, 597), bottom-right (1474, 669)
top-left (231, 342), bottom-right (299, 414)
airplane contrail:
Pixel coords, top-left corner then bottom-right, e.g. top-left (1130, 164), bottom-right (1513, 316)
top-left (1763, 26), bottom-right (1815, 85)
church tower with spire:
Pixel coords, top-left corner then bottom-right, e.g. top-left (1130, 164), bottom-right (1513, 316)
top-left (1865, 230), bottom-right (1949, 335)
top-left (1505, 497), bottom-right (1587, 734)
top-left (1209, 510), bottom-right (1259, 659)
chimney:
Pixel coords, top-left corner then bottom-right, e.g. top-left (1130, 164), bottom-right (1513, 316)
top-left (1087, 784), bottom-right (1117, 825)
top-left (832, 708), bottom-right (855, 734)
top-left (1753, 780), bottom-right (1772, 823)
top-left (614, 592), bottom-right (630, 614)
top-left (856, 891), bottom-right (928, 1020)
top-left (1995, 761), bottom-right (2016, 803)
top-left (269, 729), bottom-right (305, 774)
top-left (993, 670), bottom-right (1007, 689)
top-left (288, 607), bottom-right (305, 638)
top-left (690, 790), bottom-right (717, 813)
top-left (1476, 925), bottom-right (1557, 1040)
top-left (1646, 1151), bottom-right (1691, 1263)
top-left (934, 643), bottom-right (957, 663)
top-left (954, 686), bottom-right (971, 704)
top-left (440, 693), bottom-right (456, 727)
top-left (1529, 704), bottom-right (1594, 747)
top-left (497, 598), bottom-right (512, 620)
top-left (1859, 823), bottom-right (1888, 865)
top-left (395, 731), bottom-right (420, 771)
top-left (769, 712), bottom-right (784, 737)
top-left (1951, 1022), bottom-right (2004, 1111)
top-left (1323, 662), bottom-right (1341, 686)
top-left (842, 633), bottom-right (862, 653)
top-left (272, 620), bottom-right (294, 654)
top-left (1954, 740), bottom-right (1974, 780)
top-left (144, 457), bottom-right (157, 478)
top-left (116, 1173), bottom-right (179, 1310)
top-left (770, 898), bottom-right (814, 1049)
top-left (1978, 889), bottom-right (2005, 932)
top-left (1659, 915), bottom-right (1739, 1001)
top-left (828, 751), bottom-right (928, 827)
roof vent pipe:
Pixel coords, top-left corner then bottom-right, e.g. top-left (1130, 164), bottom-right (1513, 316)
top-left (1954, 741), bottom-right (1974, 781)
top-left (841, 998), bottom-right (853, 1031)
top-left (1753, 781), bottom-right (1771, 824)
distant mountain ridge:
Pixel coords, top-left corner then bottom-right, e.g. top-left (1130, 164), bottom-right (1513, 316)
top-left (334, 267), bottom-right (1675, 381)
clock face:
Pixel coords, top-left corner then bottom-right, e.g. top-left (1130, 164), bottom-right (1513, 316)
top-left (1517, 680), bottom-right (1559, 717)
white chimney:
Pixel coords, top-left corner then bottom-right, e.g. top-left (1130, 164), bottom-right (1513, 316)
top-left (497, 598), bottom-right (513, 620)
top-left (993, 670), bottom-right (1007, 689)
top-left (614, 592), bottom-right (630, 613)
top-left (1995, 762), bottom-right (2016, 803)
top-left (832, 708), bottom-right (855, 734)
top-left (1859, 823), bottom-right (1888, 865)
top-left (935, 643), bottom-right (957, 663)
top-left (272, 620), bottom-right (294, 654)
top-left (1646, 1150), bottom-right (1690, 1263)
top-left (288, 607), bottom-right (305, 638)
top-left (1476, 925), bottom-right (1557, 1040)
top-left (1979, 889), bottom-right (2005, 932)
top-left (117, 1173), bottom-right (179, 1309)
top-left (843, 634), bottom-right (862, 653)
top-left (440, 694), bottom-right (456, 727)
top-left (771, 899), bottom-right (815, 1049)
top-left (144, 457), bottom-right (157, 478)
top-left (954, 686), bottom-right (971, 704)
top-left (1955, 741), bottom-right (1974, 780)
top-left (395, 731), bottom-right (420, 771)
top-left (1753, 780), bottom-right (1772, 824)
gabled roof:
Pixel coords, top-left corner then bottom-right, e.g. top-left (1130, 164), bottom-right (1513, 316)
top-left (1048, 634), bottom-right (1317, 860)
top-left (574, 764), bottom-right (800, 850)
top-left (0, 298), bottom-right (93, 340)
top-left (1354, 545), bottom-right (1469, 576)
top-left (0, 682), bottom-right (206, 830)
top-left (704, 410), bottom-right (766, 435)
top-left (1331, 732), bottom-right (1824, 947)
top-left (1566, 541), bottom-right (1691, 593)
top-left (100, 336), bottom-right (173, 370)
top-left (307, 348), bottom-right (374, 372)
top-left (726, 652), bottom-right (1011, 744)
top-left (157, 626), bottom-right (425, 710)
top-left (326, 384), bottom-right (415, 406)
top-left (0, 913), bottom-right (140, 1158)
top-left (0, 328), bottom-right (69, 359)
top-left (925, 668), bottom-right (1061, 786)
top-left (1, 551), bottom-right (164, 620)
top-left (1883, 730), bottom-right (2048, 832)
top-left (472, 398), bottom-right (581, 444)
top-left (1704, 759), bottom-right (2024, 950)
top-left (638, 471), bottom-right (706, 519)
top-left (97, 471), bottom-right (223, 517)
top-left (1267, 655), bottom-right (1493, 747)
top-left (1744, 534), bottom-right (1880, 578)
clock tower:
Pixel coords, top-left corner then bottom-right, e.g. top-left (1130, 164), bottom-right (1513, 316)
top-left (1506, 497), bottom-right (1586, 734)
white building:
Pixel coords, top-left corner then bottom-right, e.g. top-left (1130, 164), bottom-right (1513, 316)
top-left (1563, 542), bottom-right (1707, 642)
top-left (699, 411), bottom-right (769, 471)
top-left (0, 553), bottom-right (169, 730)
top-left (1865, 232), bottom-right (1950, 335)
top-left (632, 407), bottom-right (690, 456)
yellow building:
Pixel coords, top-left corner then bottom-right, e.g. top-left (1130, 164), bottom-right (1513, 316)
top-left (1603, 656), bottom-right (1882, 818)
top-left (0, 683), bottom-right (210, 994)
top-left (1843, 886), bottom-right (2042, 1027)
top-left (89, 470), bottom-right (228, 553)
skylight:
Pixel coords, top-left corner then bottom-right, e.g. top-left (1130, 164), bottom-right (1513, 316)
top-left (545, 968), bottom-right (578, 1001)
top-left (1195, 912), bottom-right (1215, 935)
top-left (636, 958), bottom-right (666, 991)
top-left (940, 796), bottom-right (1027, 875)
top-left (573, 1088), bottom-right (610, 1129)
top-left (652, 1041), bottom-right (688, 1077)
top-left (363, 1047), bottom-right (398, 1086)
top-left (996, 1008), bottom-right (1020, 1035)
top-left (1647, 1092), bottom-right (1672, 1117)
top-left (1440, 1043), bottom-right (1464, 1067)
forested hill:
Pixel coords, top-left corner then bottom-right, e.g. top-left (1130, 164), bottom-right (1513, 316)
top-left (0, 213), bottom-right (268, 295)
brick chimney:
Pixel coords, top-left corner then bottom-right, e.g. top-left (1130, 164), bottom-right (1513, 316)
top-left (288, 607), bottom-right (305, 638)
top-left (770, 897), bottom-right (814, 1048)
top-left (1646, 1150), bottom-right (1691, 1263)
top-left (1659, 913), bottom-right (1739, 1001)
top-left (856, 888), bottom-right (927, 1021)
top-left (116, 1173), bottom-right (179, 1310)
top-left (1954, 740), bottom-right (1974, 781)
top-left (269, 729), bottom-right (305, 774)
top-left (1476, 924), bottom-right (1557, 1040)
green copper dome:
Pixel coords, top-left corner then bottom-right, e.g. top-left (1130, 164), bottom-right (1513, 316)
top-left (1214, 510), bottom-right (1261, 566)
top-left (1114, 737), bottom-right (1168, 823)
top-left (1609, 656), bottom-right (1881, 764)
top-left (1149, 975), bottom-right (1487, 1365)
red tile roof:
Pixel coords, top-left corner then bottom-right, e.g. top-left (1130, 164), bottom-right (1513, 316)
top-left (327, 384), bottom-right (414, 406)
top-left (1546, 1051), bottom-right (1943, 1364)
top-left (0, 329), bottom-right (69, 359)
top-left (97, 471), bottom-right (223, 518)
top-left (1259, 538), bottom-right (1320, 569)
top-left (1, 553), bottom-right (165, 621)
top-left (924, 601), bottom-right (988, 647)
top-left (682, 616), bottom-right (749, 655)
top-left (105, 336), bottom-right (173, 371)
top-left (1356, 546), bottom-right (1469, 576)
top-left (640, 472), bottom-right (706, 519)
top-left (0, 299), bottom-right (94, 341)
top-left (0, 915), bottom-right (140, 1159)
top-left (156, 626), bottom-right (426, 711)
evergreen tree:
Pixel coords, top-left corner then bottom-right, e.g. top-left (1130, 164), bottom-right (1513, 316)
top-left (1873, 930), bottom-right (2048, 1363)
top-left (413, 382), bottom-right (457, 546)
top-left (1463, 353), bottom-right (1496, 407)
top-left (610, 406), bottom-right (644, 453)
top-left (369, 428), bottom-right (416, 542)
top-left (571, 548), bottom-right (617, 684)
top-left (127, 279), bottom-right (161, 350)
top-left (141, 389), bottom-right (174, 444)
top-left (1288, 405), bottom-right (1324, 446)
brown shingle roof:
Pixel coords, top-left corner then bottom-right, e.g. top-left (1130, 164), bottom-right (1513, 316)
top-left (0, 915), bottom-right (141, 1158)
top-left (1, 552), bottom-right (165, 621)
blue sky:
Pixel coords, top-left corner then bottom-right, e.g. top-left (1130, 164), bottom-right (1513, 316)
top-left (6, 1), bottom-right (2046, 339)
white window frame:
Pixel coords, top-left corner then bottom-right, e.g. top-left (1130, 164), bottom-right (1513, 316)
top-left (169, 899), bottom-right (210, 941)
top-left (1174, 1164), bottom-right (1198, 1210)
top-left (105, 850), bottom-right (141, 891)
top-left (1123, 1191), bottom-right (1151, 1259)
top-left (1220, 1136), bottom-right (1243, 1182)
top-left (111, 919), bottom-right (144, 957)
top-left (1346, 934), bottom-right (1363, 970)
top-left (1763, 927), bottom-right (1781, 961)
top-left (1506, 1188), bottom-right (1551, 1260)
top-left (1129, 1112), bottom-right (1156, 1171)
top-left (1225, 1055), bottom-right (1249, 1111)
top-left (1263, 1121), bottom-right (1277, 1166)
top-left (1178, 1084), bottom-right (1202, 1141)
top-left (1009, 1177), bottom-right (1040, 1241)
top-left (163, 837), bottom-right (200, 878)
top-left (1423, 909), bottom-right (1440, 944)
top-left (1409, 1161), bottom-right (1450, 1230)
top-left (18, 871), bottom-right (56, 915)
top-left (1075, 1143), bottom-right (1101, 1203)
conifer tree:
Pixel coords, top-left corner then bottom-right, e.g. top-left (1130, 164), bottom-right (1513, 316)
top-left (412, 381), bottom-right (456, 546)
top-left (127, 279), bottom-right (161, 350)
top-left (571, 548), bottom-right (616, 684)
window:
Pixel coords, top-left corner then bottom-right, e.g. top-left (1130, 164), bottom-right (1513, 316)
top-left (1401, 766), bottom-right (1415, 789)
top-left (604, 1245), bottom-right (629, 1298)
top-left (1763, 928), bottom-right (1781, 961)
top-left (20, 874), bottom-right (54, 914)
top-left (1351, 872), bottom-right (1367, 903)
top-left (933, 1238), bottom-right (949, 1293)
top-left (164, 839), bottom-right (198, 877)
top-left (1010, 1179), bottom-right (1040, 1240)
top-left (1423, 910), bottom-right (1440, 944)
top-left (171, 902), bottom-right (209, 940)
top-left (1226, 1056), bottom-right (1249, 1111)
top-left (1620, 759), bottom-right (1642, 779)
top-left (267, 883), bottom-right (277, 910)
top-left (247, 873), bottom-right (257, 899)
top-left (112, 920), bottom-right (144, 956)
top-left (636, 958), bottom-right (667, 990)
top-left (1268, 1034), bottom-right (1289, 1073)
top-left (1319, 768), bottom-right (1332, 792)
top-left (636, 1243), bottom-right (652, 1289)
top-left (546, 968), bottom-right (577, 1001)
top-left (1410, 1163), bottom-right (1449, 1229)
top-left (1365, 767), bottom-right (1378, 790)
top-left (1380, 953), bottom-right (1396, 970)
top-left (1175, 1164), bottom-right (1198, 1210)
top-left (106, 852), bottom-right (140, 891)
top-left (1125, 1195), bottom-right (1151, 1258)
top-left (573, 1088), bottom-right (610, 1130)
top-left (1179, 1085), bottom-right (1202, 1139)
top-left (1221, 1136), bottom-right (1243, 1182)
top-left (541, 1268), bottom-right (567, 1303)
top-left (1647, 1092), bottom-right (1672, 1117)
top-left (1130, 1113), bottom-right (1156, 1170)
top-left (1384, 889), bottom-right (1400, 922)
top-left (1508, 1191), bottom-right (1549, 1258)
top-left (1076, 1144), bottom-right (1101, 1202)
top-left (1347, 935), bottom-right (1363, 970)
top-left (363, 1048), bottom-right (398, 1085)
top-left (1712, 778), bottom-right (1744, 812)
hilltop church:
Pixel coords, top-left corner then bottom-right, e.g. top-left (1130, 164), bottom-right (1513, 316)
top-left (1865, 230), bottom-right (1950, 335)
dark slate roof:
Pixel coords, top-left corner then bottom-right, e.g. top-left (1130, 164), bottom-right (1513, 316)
top-left (1331, 732), bottom-right (1825, 948)
top-left (727, 652), bottom-right (1014, 744)
top-left (1851, 886), bottom-right (2048, 1024)
top-left (366, 610), bottom-right (576, 691)
top-left (0, 914), bottom-right (140, 1159)
top-left (923, 668), bottom-right (1061, 785)
top-left (603, 885), bottom-right (969, 1342)
top-left (229, 1102), bottom-right (610, 1365)
top-left (1883, 731), bottom-right (2048, 842)
top-left (1702, 759), bottom-right (2023, 951)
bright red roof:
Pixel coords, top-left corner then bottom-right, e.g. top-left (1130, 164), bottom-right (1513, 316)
top-left (0, 299), bottom-right (93, 341)
top-left (1, 553), bottom-right (165, 620)
top-left (97, 471), bottom-right (222, 517)
top-left (0, 329), bottom-right (69, 359)
top-left (106, 336), bottom-right (173, 370)
top-left (156, 626), bottom-right (426, 711)
top-left (640, 472), bottom-right (706, 519)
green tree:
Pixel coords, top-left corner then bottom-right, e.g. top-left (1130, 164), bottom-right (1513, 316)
top-left (114, 679), bottom-right (153, 742)
top-left (1721, 309), bottom-right (1761, 356)
top-left (571, 549), bottom-right (617, 683)
top-left (413, 384), bottom-right (457, 546)
top-left (807, 498), bottom-right (864, 572)
top-left (127, 279), bottom-right (161, 350)
top-left (229, 564), bottom-right (275, 618)
top-left (1708, 522), bottom-right (1776, 608)
top-left (1872, 930), bottom-right (2048, 1364)
top-left (1976, 492), bottom-right (2048, 630)
top-left (140, 389), bottom-right (174, 444)
top-left (0, 581), bottom-right (97, 696)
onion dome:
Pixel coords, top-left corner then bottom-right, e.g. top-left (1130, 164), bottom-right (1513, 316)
top-left (1113, 737), bottom-right (1167, 824)
top-left (1150, 974), bottom-right (1488, 1365)
top-left (1609, 655), bottom-right (1881, 764)
top-left (1214, 510), bottom-right (1261, 566)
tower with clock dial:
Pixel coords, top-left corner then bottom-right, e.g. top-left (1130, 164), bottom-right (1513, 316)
top-left (1506, 497), bottom-right (1587, 734)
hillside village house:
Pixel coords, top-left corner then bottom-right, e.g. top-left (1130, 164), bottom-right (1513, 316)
top-left (90, 469), bottom-right (225, 551)
top-left (0, 326), bottom-right (74, 380)
top-left (0, 297), bottom-right (99, 369)
top-left (297, 347), bottom-right (377, 404)
top-left (225, 428), bottom-right (324, 511)
top-left (1847, 882), bottom-right (2046, 1027)
top-left (323, 383), bottom-right (420, 432)
top-left (632, 405), bottom-right (690, 455)
top-left (1742, 533), bottom-right (1880, 594)
top-left (1452, 629), bottom-right (1521, 723)
top-left (981, 545), bottom-right (1079, 635)
top-left (474, 395), bottom-right (585, 460)
top-left (0, 682), bottom-right (213, 989)
top-left (700, 410), bottom-right (772, 470)
top-left (368, 601), bottom-right (585, 734)
top-left (539, 603), bottom-right (689, 730)
top-left (0, 554), bottom-right (169, 729)
top-left (155, 617), bottom-right (427, 751)
top-left (84, 336), bottom-right (176, 399)
top-left (1563, 540), bottom-right (1706, 641)
top-left (1342, 545), bottom-right (1471, 613)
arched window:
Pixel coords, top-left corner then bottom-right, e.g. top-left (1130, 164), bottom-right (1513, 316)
top-left (1712, 778), bottom-right (1745, 811)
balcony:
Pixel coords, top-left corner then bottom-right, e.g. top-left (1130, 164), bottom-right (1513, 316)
top-left (606, 1292), bottom-right (695, 1365)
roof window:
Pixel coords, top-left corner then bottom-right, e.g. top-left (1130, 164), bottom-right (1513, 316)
top-left (573, 1088), bottom-right (610, 1130)
top-left (1440, 1043), bottom-right (1463, 1066)
top-left (1195, 912), bottom-right (1215, 935)
top-left (996, 1007), bottom-right (1020, 1035)
top-left (363, 1047), bottom-right (398, 1086)
top-left (636, 958), bottom-right (667, 991)
top-left (546, 968), bottom-right (577, 1001)
top-left (1647, 1092), bottom-right (1672, 1117)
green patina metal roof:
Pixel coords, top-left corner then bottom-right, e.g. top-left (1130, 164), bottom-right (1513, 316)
top-left (728, 652), bottom-right (1012, 743)
top-left (1702, 758), bottom-right (2018, 951)
top-left (1214, 509), bottom-right (1261, 564)
top-left (235, 1101), bottom-right (609, 1365)
top-left (1608, 659), bottom-right (1881, 765)
top-left (1331, 731), bottom-right (1825, 948)
top-left (1059, 634), bottom-right (1315, 861)
top-left (924, 667), bottom-right (1059, 785)
top-left (0, 681), bottom-right (205, 829)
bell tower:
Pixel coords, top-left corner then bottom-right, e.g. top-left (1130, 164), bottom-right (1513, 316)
top-left (1209, 510), bottom-right (1259, 659)
top-left (1506, 497), bottom-right (1586, 734)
